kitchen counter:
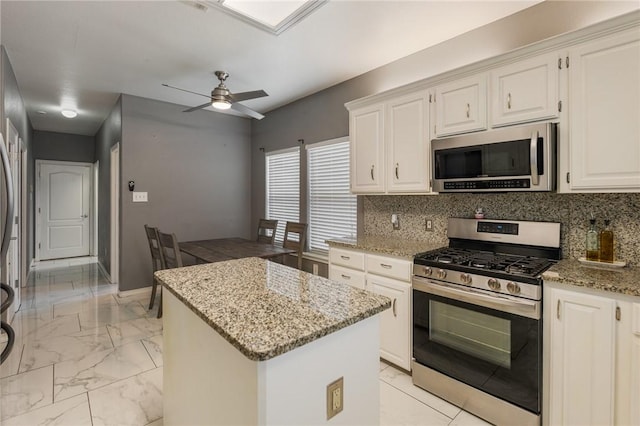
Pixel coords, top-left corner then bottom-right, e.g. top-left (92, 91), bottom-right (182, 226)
top-left (156, 257), bottom-right (389, 425)
top-left (156, 257), bottom-right (390, 360)
top-left (326, 235), bottom-right (443, 259)
top-left (543, 259), bottom-right (640, 297)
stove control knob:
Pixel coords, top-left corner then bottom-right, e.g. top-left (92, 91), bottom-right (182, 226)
top-left (460, 273), bottom-right (472, 284)
top-left (423, 266), bottom-right (433, 276)
top-left (487, 278), bottom-right (501, 291)
top-left (437, 269), bottom-right (447, 279)
top-left (507, 282), bottom-right (521, 295)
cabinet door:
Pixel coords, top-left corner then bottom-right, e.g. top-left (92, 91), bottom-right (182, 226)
top-left (548, 287), bottom-right (616, 425)
top-left (329, 264), bottom-right (366, 290)
top-left (367, 274), bottom-right (411, 370)
top-left (617, 302), bottom-right (640, 425)
top-left (386, 91), bottom-right (430, 193)
top-left (491, 52), bottom-right (560, 127)
top-left (350, 104), bottom-right (385, 193)
top-left (568, 28), bottom-right (640, 191)
top-left (435, 75), bottom-right (487, 137)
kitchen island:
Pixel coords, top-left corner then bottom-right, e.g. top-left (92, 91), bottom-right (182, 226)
top-left (155, 257), bottom-right (390, 426)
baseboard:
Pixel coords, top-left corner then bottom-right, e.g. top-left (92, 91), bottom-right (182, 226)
top-left (97, 261), bottom-right (112, 283)
top-left (117, 286), bottom-right (152, 299)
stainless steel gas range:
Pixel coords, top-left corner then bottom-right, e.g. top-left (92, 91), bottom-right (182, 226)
top-left (412, 218), bottom-right (561, 426)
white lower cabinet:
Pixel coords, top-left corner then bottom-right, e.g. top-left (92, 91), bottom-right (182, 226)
top-left (545, 283), bottom-right (640, 425)
top-left (367, 274), bottom-right (411, 370)
top-left (329, 247), bottom-right (412, 370)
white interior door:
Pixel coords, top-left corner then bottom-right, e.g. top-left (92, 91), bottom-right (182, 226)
top-left (39, 162), bottom-right (91, 260)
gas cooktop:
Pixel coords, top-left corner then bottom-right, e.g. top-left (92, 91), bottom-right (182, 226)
top-left (414, 247), bottom-right (555, 279)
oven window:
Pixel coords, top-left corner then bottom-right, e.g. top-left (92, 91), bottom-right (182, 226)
top-left (430, 300), bottom-right (511, 368)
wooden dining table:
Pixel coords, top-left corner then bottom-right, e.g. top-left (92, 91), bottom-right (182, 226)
top-left (179, 237), bottom-right (296, 264)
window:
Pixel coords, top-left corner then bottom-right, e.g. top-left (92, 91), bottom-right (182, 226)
top-left (307, 137), bottom-right (357, 253)
top-left (265, 147), bottom-right (300, 243)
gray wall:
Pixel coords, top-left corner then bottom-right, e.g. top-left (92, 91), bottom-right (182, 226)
top-left (33, 130), bottom-right (95, 163)
top-left (1, 46), bottom-right (34, 269)
top-left (119, 94), bottom-right (252, 292)
top-left (95, 97), bottom-right (122, 274)
top-left (250, 1), bottom-right (640, 268)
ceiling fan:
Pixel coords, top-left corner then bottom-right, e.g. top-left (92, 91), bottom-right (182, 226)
top-left (163, 71), bottom-right (268, 120)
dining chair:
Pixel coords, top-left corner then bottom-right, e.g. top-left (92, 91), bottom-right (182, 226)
top-left (144, 225), bottom-right (166, 313)
top-left (257, 219), bottom-right (278, 245)
top-left (282, 221), bottom-right (308, 270)
top-left (156, 230), bottom-right (184, 319)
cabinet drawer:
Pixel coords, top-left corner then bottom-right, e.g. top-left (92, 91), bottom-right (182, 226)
top-left (329, 248), bottom-right (365, 270)
top-left (366, 254), bottom-right (411, 282)
top-left (329, 265), bottom-right (366, 290)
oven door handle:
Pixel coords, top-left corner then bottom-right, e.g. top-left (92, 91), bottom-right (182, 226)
top-left (530, 130), bottom-right (540, 186)
top-left (413, 277), bottom-right (540, 320)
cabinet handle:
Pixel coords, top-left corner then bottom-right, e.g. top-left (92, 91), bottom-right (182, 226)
top-left (566, 172), bottom-right (570, 184)
top-left (392, 298), bottom-right (397, 317)
top-left (380, 263), bottom-right (392, 269)
top-left (507, 93), bottom-right (511, 109)
top-left (557, 300), bottom-right (561, 320)
top-left (370, 165), bottom-right (374, 181)
top-left (341, 274), bottom-right (351, 280)
top-left (395, 163), bottom-right (399, 179)
top-left (466, 103), bottom-right (470, 118)
top-left (616, 306), bottom-right (621, 321)
top-left (340, 255), bottom-right (350, 260)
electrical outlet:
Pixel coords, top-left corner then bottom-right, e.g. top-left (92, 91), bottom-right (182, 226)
top-left (326, 377), bottom-right (344, 419)
top-left (312, 263), bottom-right (319, 275)
top-left (391, 213), bottom-right (400, 230)
top-left (425, 219), bottom-right (433, 232)
top-left (132, 192), bottom-right (148, 202)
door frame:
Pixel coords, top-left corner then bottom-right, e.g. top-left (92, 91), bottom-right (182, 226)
top-left (20, 138), bottom-right (28, 286)
top-left (110, 143), bottom-right (120, 284)
top-left (92, 160), bottom-right (99, 256)
top-left (35, 159), bottom-right (95, 261)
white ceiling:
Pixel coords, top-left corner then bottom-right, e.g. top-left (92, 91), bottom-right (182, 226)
top-left (1, 1), bottom-right (542, 136)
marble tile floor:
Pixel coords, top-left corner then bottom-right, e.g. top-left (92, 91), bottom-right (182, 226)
top-left (0, 258), bottom-right (492, 426)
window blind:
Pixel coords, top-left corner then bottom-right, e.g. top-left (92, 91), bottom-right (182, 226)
top-left (307, 139), bottom-right (357, 253)
top-left (265, 147), bottom-right (300, 243)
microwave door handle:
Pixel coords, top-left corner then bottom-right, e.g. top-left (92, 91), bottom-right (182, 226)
top-left (0, 135), bottom-right (14, 260)
top-left (530, 131), bottom-right (540, 186)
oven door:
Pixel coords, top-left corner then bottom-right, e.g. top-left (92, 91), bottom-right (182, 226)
top-left (412, 277), bottom-right (542, 414)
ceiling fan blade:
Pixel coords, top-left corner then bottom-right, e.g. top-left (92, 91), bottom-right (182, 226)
top-left (163, 83), bottom-right (210, 99)
top-left (183, 102), bottom-right (212, 113)
top-left (229, 90), bottom-right (268, 103)
top-left (231, 102), bottom-right (265, 120)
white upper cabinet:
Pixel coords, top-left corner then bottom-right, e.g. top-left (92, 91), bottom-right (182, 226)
top-left (386, 91), bottom-right (430, 193)
top-left (435, 74), bottom-right (487, 137)
top-left (350, 103), bottom-right (385, 193)
top-left (565, 27), bottom-right (640, 191)
top-left (490, 52), bottom-right (560, 127)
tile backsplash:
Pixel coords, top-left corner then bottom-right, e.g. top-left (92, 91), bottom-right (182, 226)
top-left (363, 193), bottom-right (640, 266)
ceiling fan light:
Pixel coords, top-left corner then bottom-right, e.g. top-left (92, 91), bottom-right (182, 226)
top-left (212, 100), bottom-right (231, 110)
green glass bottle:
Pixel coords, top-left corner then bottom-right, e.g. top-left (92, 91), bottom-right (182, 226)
top-left (586, 218), bottom-right (599, 261)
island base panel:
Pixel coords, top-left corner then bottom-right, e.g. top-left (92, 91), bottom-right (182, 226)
top-left (163, 290), bottom-right (381, 425)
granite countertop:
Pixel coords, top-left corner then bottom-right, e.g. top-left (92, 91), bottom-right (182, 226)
top-left (326, 236), bottom-right (444, 259)
top-left (155, 257), bottom-right (391, 361)
top-left (543, 259), bottom-right (640, 297)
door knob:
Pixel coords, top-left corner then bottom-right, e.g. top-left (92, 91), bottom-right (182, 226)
top-left (81, 214), bottom-right (88, 218)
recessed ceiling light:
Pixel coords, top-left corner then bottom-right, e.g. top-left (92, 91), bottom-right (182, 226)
top-left (37, 110), bottom-right (47, 115)
top-left (61, 109), bottom-right (78, 118)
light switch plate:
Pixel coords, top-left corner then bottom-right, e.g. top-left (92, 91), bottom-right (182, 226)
top-left (133, 192), bottom-right (148, 202)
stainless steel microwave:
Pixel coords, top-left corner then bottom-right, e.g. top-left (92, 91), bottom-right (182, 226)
top-left (432, 122), bottom-right (556, 192)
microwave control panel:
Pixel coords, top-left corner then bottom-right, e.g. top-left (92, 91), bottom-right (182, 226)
top-left (443, 179), bottom-right (531, 190)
